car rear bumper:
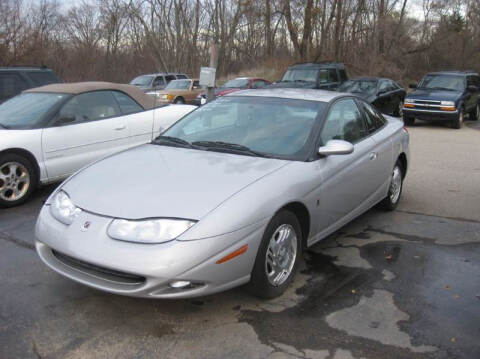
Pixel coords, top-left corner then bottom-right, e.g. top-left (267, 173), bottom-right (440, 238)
top-left (403, 107), bottom-right (459, 121)
top-left (35, 206), bottom-right (268, 298)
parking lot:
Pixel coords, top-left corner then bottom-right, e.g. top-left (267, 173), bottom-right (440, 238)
top-left (1, 121), bottom-right (479, 359)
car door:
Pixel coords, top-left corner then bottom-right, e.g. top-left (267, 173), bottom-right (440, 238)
top-left (375, 80), bottom-right (394, 114)
top-left (313, 98), bottom-right (380, 233)
top-left (42, 91), bottom-right (131, 180)
top-left (152, 76), bottom-right (165, 90)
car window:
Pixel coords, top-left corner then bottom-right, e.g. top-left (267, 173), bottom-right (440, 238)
top-left (359, 100), bottom-right (385, 133)
top-left (329, 69), bottom-right (339, 82)
top-left (176, 74), bottom-right (188, 79)
top-left (339, 69), bottom-right (348, 82)
top-left (165, 75), bottom-right (176, 83)
top-left (252, 80), bottom-right (268, 89)
top-left (378, 80), bottom-right (391, 92)
top-left (321, 98), bottom-right (368, 144)
top-left (112, 91), bottom-right (143, 114)
top-left (28, 71), bottom-right (59, 86)
top-left (57, 91), bottom-right (121, 125)
top-left (153, 76), bottom-right (165, 87)
top-left (0, 73), bottom-right (29, 102)
top-left (419, 74), bottom-right (465, 91)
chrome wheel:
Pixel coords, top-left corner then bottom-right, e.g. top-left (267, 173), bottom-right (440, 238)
top-left (389, 165), bottom-right (402, 204)
top-left (265, 224), bottom-right (297, 286)
top-left (459, 112), bottom-right (464, 125)
top-left (398, 101), bottom-right (404, 117)
top-left (476, 105), bottom-right (480, 121)
top-left (0, 162), bottom-right (30, 202)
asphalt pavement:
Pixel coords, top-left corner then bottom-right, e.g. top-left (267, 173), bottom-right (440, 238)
top-left (1, 120), bottom-right (479, 359)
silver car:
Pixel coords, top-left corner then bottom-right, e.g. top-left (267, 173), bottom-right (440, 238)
top-left (35, 89), bottom-right (409, 299)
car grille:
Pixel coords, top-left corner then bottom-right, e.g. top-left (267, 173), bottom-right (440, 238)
top-left (52, 250), bottom-right (146, 285)
top-left (413, 99), bottom-right (441, 105)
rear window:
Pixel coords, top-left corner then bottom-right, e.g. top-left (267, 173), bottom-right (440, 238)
top-left (28, 71), bottom-right (60, 86)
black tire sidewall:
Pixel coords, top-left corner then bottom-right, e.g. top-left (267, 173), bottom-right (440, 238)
top-left (174, 97), bottom-right (185, 104)
top-left (247, 210), bottom-right (303, 299)
top-left (0, 153), bottom-right (37, 208)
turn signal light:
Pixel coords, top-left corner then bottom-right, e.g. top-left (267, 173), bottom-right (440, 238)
top-left (440, 106), bottom-right (456, 111)
top-left (216, 244), bottom-right (248, 264)
top-left (404, 103), bottom-right (415, 108)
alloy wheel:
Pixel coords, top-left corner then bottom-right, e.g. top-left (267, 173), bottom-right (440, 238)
top-left (265, 224), bottom-right (297, 286)
top-left (398, 101), bottom-right (404, 117)
top-left (0, 162), bottom-right (30, 202)
top-left (389, 165), bottom-right (402, 204)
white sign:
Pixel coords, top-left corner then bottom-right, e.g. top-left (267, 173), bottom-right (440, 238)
top-left (199, 67), bottom-right (216, 87)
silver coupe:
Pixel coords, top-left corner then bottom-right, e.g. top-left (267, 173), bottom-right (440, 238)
top-left (35, 88), bottom-right (409, 299)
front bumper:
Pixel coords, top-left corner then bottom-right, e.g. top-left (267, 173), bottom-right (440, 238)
top-left (403, 107), bottom-right (459, 121)
top-left (35, 206), bottom-right (268, 298)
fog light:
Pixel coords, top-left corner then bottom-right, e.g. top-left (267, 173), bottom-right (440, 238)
top-left (169, 280), bottom-right (192, 288)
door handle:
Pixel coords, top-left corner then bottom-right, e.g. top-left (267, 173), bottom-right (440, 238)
top-left (369, 152), bottom-right (378, 160)
top-left (115, 125), bottom-right (126, 131)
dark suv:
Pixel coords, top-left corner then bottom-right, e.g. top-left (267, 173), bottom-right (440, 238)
top-left (270, 62), bottom-right (348, 90)
top-left (0, 66), bottom-right (61, 104)
top-left (403, 71), bottom-right (480, 129)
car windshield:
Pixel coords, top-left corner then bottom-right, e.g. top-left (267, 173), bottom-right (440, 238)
top-left (0, 92), bottom-right (68, 129)
top-left (165, 80), bottom-right (191, 90)
top-left (419, 74), bottom-right (465, 91)
top-left (281, 69), bottom-right (320, 83)
top-left (223, 78), bottom-right (250, 88)
top-left (162, 96), bottom-right (326, 160)
top-left (338, 80), bottom-right (377, 95)
top-left (130, 75), bottom-right (154, 86)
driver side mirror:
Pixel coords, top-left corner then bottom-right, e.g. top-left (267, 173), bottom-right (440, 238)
top-left (318, 140), bottom-right (354, 156)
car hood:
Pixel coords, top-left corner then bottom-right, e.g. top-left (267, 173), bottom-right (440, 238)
top-left (62, 144), bottom-right (289, 220)
top-left (406, 88), bottom-right (462, 102)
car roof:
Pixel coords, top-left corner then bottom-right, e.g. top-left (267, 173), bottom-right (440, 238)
top-left (288, 62), bottom-right (345, 69)
top-left (25, 81), bottom-right (156, 109)
top-left (227, 88), bottom-right (347, 102)
top-left (139, 73), bottom-right (187, 77)
top-left (427, 71), bottom-right (478, 76)
top-left (0, 66), bottom-right (54, 72)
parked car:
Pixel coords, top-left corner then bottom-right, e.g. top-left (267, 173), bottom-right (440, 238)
top-left (337, 77), bottom-right (406, 116)
top-left (403, 71), bottom-right (480, 129)
top-left (215, 77), bottom-right (271, 96)
top-left (149, 79), bottom-right (205, 105)
top-left (0, 82), bottom-right (195, 207)
top-left (0, 66), bottom-right (61, 104)
top-left (35, 88), bottom-right (409, 299)
top-left (269, 62), bottom-right (348, 90)
top-left (130, 72), bottom-right (188, 93)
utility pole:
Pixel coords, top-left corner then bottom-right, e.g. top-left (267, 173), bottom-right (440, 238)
top-left (207, 43), bottom-right (218, 102)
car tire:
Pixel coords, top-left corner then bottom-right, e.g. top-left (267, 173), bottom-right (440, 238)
top-left (469, 104), bottom-right (479, 121)
top-left (174, 97), bottom-right (185, 104)
top-left (246, 210), bottom-right (303, 299)
top-left (451, 111), bottom-right (463, 129)
top-left (403, 116), bottom-right (415, 126)
top-left (393, 99), bottom-right (404, 117)
top-left (380, 160), bottom-right (404, 211)
top-left (0, 153), bottom-right (37, 208)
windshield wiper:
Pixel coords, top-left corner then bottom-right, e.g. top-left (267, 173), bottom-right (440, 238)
top-left (192, 141), bottom-right (270, 158)
top-left (153, 135), bottom-right (194, 148)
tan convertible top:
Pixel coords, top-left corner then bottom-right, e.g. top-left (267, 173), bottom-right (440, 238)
top-left (25, 81), bottom-right (156, 109)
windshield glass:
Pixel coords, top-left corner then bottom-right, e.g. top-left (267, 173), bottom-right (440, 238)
top-left (419, 74), bottom-right (465, 91)
top-left (282, 69), bottom-right (321, 83)
top-left (130, 75), bottom-right (154, 86)
top-left (163, 96), bottom-right (326, 160)
top-left (165, 79), bottom-right (191, 90)
top-left (338, 80), bottom-right (377, 95)
top-left (223, 78), bottom-right (250, 88)
top-left (0, 93), bottom-right (68, 129)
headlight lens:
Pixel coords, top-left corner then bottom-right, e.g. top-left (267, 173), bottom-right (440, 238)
top-left (441, 101), bottom-right (455, 106)
top-left (404, 98), bottom-right (414, 104)
top-left (160, 94), bottom-right (168, 100)
top-left (107, 218), bottom-right (196, 243)
top-left (50, 191), bottom-right (82, 225)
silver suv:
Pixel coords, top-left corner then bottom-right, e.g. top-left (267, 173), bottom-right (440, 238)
top-left (130, 72), bottom-right (189, 92)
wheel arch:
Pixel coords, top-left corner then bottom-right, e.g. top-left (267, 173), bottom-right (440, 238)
top-left (277, 201), bottom-right (311, 247)
top-left (397, 152), bottom-right (407, 178)
top-left (0, 148), bottom-right (41, 185)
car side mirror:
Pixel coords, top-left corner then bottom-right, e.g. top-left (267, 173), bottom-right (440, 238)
top-left (318, 140), bottom-right (354, 156)
top-left (409, 83), bottom-right (417, 89)
top-left (467, 85), bottom-right (479, 92)
top-left (55, 115), bottom-right (75, 126)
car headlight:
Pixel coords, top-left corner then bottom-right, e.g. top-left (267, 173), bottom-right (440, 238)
top-left (107, 218), bottom-right (196, 244)
top-left (404, 98), bottom-right (414, 104)
top-left (160, 94), bottom-right (168, 100)
top-left (441, 101), bottom-right (455, 106)
top-left (50, 191), bottom-right (82, 225)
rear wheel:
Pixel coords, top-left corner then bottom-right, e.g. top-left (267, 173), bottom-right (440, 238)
top-left (0, 153), bottom-right (37, 208)
top-left (451, 111), bottom-right (463, 129)
top-left (469, 104), bottom-right (479, 121)
top-left (174, 97), bottom-right (185, 104)
top-left (246, 210), bottom-right (302, 299)
top-left (381, 160), bottom-right (404, 211)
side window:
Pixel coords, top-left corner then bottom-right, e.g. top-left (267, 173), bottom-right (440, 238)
top-left (0, 73), bottom-right (28, 102)
top-left (329, 69), bottom-right (339, 82)
top-left (339, 69), bottom-right (348, 82)
top-left (359, 100), bottom-right (385, 133)
top-left (112, 91), bottom-right (143, 114)
top-left (321, 99), bottom-right (368, 144)
top-left (165, 75), bottom-right (176, 83)
top-left (378, 80), bottom-right (390, 93)
top-left (252, 80), bottom-right (267, 89)
top-left (176, 74), bottom-right (188, 79)
top-left (153, 76), bottom-right (164, 87)
top-left (57, 91), bottom-right (121, 125)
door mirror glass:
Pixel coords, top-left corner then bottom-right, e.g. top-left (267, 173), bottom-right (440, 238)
top-left (318, 140), bottom-right (354, 156)
top-left (409, 83), bottom-right (417, 89)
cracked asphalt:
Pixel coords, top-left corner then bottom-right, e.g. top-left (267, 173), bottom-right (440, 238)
top-left (1, 120), bottom-right (479, 359)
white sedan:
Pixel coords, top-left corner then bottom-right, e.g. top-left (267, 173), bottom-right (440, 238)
top-left (0, 82), bottom-right (195, 207)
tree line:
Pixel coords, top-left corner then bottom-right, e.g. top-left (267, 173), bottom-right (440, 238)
top-left (1, 0), bottom-right (479, 84)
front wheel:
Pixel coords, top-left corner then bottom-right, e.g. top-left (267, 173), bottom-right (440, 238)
top-left (246, 210), bottom-right (302, 299)
top-left (381, 160), bottom-right (404, 211)
top-left (173, 97), bottom-right (185, 104)
top-left (451, 111), bottom-right (463, 129)
top-left (393, 99), bottom-right (404, 117)
top-left (469, 104), bottom-right (479, 121)
top-left (0, 153), bottom-right (37, 208)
